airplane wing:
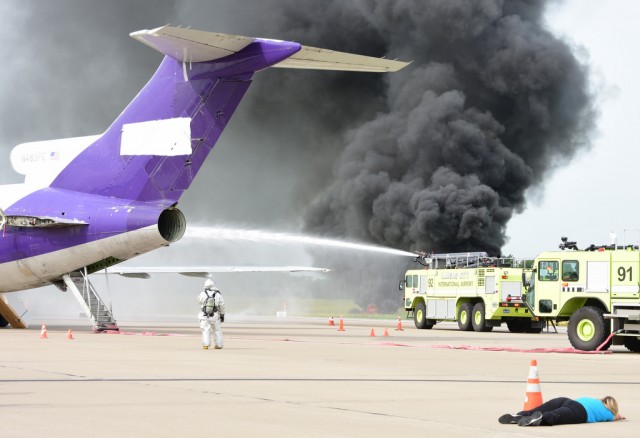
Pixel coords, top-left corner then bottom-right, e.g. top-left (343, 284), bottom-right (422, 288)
top-left (99, 266), bottom-right (330, 279)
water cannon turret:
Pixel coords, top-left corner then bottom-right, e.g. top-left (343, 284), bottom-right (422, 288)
top-left (559, 236), bottom-right (579, 251)
top-left (413, 251), bottom-right (431, 267)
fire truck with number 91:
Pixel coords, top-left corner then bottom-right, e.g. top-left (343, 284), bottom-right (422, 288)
top-left (400, 237), bottom-right (640, 352)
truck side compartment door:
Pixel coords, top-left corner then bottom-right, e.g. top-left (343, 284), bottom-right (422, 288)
top-left (586, 261), bottom-right (609, 292)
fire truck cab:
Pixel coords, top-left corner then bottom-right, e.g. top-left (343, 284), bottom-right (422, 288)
top-left (529, 239), bottom-right (640, 351)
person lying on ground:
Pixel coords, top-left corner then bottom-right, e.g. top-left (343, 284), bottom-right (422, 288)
top-left (499, 396), bottom-right (625, 427)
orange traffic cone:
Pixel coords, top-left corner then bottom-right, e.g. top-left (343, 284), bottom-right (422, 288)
top-left (523, 359), bottom-right (543, 411)
top-left (338, 316), bottom-right (345, 332)
top-left (328, 316), bottom-right (335, 326)
top-left (395, 315), bottom-right (404, 331)
top-left (370, 328), bottom-right (376, 337)
top-left (40, 324), bottom-right (48, 339)
top-left (66, 329), bottom-right (74, 340)
top-left (384, 328), bottom-right (389, 337)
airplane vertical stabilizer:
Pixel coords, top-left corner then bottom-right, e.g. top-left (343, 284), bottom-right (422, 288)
top-left (49, 57), bottom-right (256, 204)
top-left (49, 26), bottom-right (407, 205)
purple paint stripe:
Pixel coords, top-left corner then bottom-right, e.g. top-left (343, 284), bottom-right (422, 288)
top-left (0, 188), bottom-right (167, 264)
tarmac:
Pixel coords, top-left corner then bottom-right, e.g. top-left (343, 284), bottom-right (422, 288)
top-left (1, 317), bottom-right (638, 437)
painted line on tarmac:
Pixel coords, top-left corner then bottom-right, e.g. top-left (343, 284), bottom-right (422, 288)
top-left (1, 377), bottom-right (639, 384)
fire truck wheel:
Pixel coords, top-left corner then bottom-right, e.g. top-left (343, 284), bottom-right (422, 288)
top-left (525, 326), bottom-right (543, 334)
top-left (623, 336), bottom-right (640, 352)
top-left (457, 302), bottom-right (473, 331)
top-left (506, 319), bottom-right (526, 333)
top-left (568, 306), bottom-right (610, 351)
top-left (472, 302), bottom-right (491, 332)
top-left (413, 302), bottom-right (433, 329)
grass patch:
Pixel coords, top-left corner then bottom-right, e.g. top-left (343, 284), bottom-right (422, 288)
top-left (226, 296), bottom-right (405, 319)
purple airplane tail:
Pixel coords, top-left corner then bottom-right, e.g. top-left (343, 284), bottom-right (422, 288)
top-left (49, 29), bottom-right (296, 205)
top-left (50, 26), bottom-right (408, 206)
top-left (0, 26), bottom-right (407, 296)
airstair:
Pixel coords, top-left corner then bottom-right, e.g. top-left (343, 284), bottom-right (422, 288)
top-left (62, 270), bottom-right (119, 332)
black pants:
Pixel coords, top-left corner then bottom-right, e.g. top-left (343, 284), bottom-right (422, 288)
top-left (518, 397), bottom-right (588, 426)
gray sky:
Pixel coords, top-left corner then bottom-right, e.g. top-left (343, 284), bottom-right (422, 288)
top-left (503, 0), bottom-right (640, 256)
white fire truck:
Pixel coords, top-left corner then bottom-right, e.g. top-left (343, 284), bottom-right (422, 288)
top-left (401, 238), bottom-right (640, 352)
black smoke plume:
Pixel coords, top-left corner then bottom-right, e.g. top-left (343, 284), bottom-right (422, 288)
top-left (180, 0), bottom-right (594, 256)
top-left (180, 0), bottom-right (595, 311)
top-left (253, 0), bottom-right (595, 256)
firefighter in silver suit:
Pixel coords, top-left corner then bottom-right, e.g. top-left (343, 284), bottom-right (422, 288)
top-left (198, 279), bottom-right (225, 349)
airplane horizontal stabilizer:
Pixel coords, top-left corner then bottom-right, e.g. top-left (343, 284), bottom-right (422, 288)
top-left (131, 26), bottom-right (409, 72)
top-left (273, 45), bottom-right (409, 72)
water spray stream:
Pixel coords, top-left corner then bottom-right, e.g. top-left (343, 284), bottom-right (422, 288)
top-left (185, 226), bottom-right (415, 257)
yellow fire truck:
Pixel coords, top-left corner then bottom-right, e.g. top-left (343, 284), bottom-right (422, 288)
top-left (525, 237), bottom-right (640, 352)
top-left (401, 252), bottom-right (541, 334)
top-left (401, 238), bottom-right (640, 352)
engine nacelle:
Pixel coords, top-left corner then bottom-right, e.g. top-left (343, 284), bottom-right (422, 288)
top-left (158, 207), bottom-right (186, 243)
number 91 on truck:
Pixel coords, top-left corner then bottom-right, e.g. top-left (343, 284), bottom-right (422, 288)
top-left (400, 239), bottom-right (640, 353)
